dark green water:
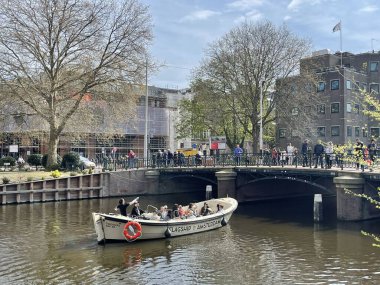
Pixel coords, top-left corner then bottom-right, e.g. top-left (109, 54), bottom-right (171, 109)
top-left (1, 194), bottom-right (379, 284)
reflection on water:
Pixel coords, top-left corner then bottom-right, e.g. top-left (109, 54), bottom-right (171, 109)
top-left (1, 194), bottom-right (380, 284)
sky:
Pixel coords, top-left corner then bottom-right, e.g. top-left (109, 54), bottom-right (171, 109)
top-left (141, 0), bottom-right (380, 90)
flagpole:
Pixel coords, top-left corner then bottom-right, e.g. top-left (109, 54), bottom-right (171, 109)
top-left (339, 20), bottom-right (342, 68)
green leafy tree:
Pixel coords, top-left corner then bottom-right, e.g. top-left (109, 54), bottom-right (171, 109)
top-left (181, 21), bottom-right (311, 151)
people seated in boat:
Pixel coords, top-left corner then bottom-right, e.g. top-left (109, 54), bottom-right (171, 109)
top-left (178, 205), bottom-right (185, 218)
top-left (159, 205), bottom-right (170, 220)
top-left (200, 202), bottom-right (208, 216)
top-left (217, 204), bottom-right (224, 214)
top-left (172, 204), bottom-right (180, 218)
top-left (115, 198), bottom-right (132, 216)
top-left (186, 203), bottom-right (197, 218)
top-left (130, 201), bottom-right (145, 217)
top-left (202, 203), bottom-right (213, 216)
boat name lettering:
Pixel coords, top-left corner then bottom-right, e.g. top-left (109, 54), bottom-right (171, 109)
top-left (169, 225), bottom-right (192, 233)
top-left (194, 219), bottom-right (220, 230)
top-left (169, 219), bottom-right (221, 233)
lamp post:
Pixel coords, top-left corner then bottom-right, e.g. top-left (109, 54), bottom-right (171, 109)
top-left (144, 58), bottom-right (149, 162)
top-left (259, 80), bottom-right (265, 153)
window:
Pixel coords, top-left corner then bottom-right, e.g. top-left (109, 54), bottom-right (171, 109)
top-left (370, 83), bottom-right (379, 94)
top-left (355, 81), bottom-right (360, 90)
top-left (317, 104), bottom-right (325, 114)
top-left (279, 129), bottom-right (286, 138)
top-left (346, 103), bottom-right (352, 113)
top-left (331, 103), bottom-right (340, 113)
top-left (346, 80), bottom-right (351, 90)
top-left (370, 61), bottom-right (379, 72)
top-left (291, 107), bottom-right (299, 116)
top-left (354, 104), bottom-right (360, 114)
top-left (317, 82), bottom-right (326, 92)
top-left (355, 127), bottom-right (360, 137)
top-left (331, 126), bottom-right (340, 136)
top-left (347, 126), bottom-right (352, 137)
top-left (317, 126), bottom-right (326, 137)
top-left (363, 128), bottom-right (368, 137)
top-left (371, 128), bottom-right (380, 137)
top-left (331, 79), bottom-right (340, 90)
top-left (361, 83), bottom-right (367, 91)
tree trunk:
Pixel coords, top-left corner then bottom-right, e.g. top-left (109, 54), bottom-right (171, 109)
top-left (47, 128), bottom-right (59, 168)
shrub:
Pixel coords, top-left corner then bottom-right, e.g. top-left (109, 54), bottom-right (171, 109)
top-left (47, 163), bottom-right (61, 171)
top-left (27, 177), bottom-right (33, 182)
top-left (62, 152), bottom-right (80, 170)
top-left (27, 154), bottom-right (43, 170)
top-left (2, 177), bottom-right (10, 184)
top-left (50, 170), bottom-right (61, 178)
top-left (70, 172), bottom-right (77, 176)
top-left (41, 154), bottom-right (62, 169)
top-left (0, 156), bottom-right (16, 167)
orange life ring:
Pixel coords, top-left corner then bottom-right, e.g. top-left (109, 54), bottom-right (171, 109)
top-left (123, 221), bottom-right (142, 241)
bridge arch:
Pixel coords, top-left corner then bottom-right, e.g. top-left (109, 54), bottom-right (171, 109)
top-left (240, 176), bottom-right (332, 193)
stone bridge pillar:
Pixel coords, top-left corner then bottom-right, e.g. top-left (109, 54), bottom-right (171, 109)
top-left (333, 176), bottom-right (368, 221)
top-left (145, 170), bottom-right (160, 195)
top-left (215, 170), bottom-right (237, 198)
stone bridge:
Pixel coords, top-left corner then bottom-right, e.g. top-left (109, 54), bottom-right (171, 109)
top-left (135, 166), bottom-right (380, 222)
top-left (2, 165), bottom-right (380, 222)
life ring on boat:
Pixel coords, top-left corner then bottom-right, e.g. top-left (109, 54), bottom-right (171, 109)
top-left (123, 221), bottom-right (142, 241)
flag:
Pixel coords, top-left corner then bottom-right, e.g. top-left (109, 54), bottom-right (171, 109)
top-left (333, 21), bottom-right (341, 32)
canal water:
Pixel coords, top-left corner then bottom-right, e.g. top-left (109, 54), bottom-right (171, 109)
top-left (1, 193), bottom-right (380, 285)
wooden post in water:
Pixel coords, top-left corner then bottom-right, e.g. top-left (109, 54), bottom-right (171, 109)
top-left (206, 185), bottom-right (212, 200)
top-left (314, 194), bottom-right (323, 222)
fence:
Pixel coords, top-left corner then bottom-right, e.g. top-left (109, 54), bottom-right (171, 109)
top-left (97, 153), bottom-right (377, 171)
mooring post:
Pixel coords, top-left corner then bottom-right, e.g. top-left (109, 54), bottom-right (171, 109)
top-left (206, 185), bottom-right (212, 200)
top-left (314, 194), bottom-right (323, 222)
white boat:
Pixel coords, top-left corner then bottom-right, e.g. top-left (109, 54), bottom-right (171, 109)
top-left (92, 197), bottom-right (238, 243)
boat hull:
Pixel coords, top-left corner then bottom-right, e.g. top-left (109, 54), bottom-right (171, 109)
top-left (92, 197), bottom-right (238, 243)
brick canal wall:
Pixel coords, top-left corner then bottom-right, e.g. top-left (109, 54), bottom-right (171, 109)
top-left (0, 169), bottom-right (203, 205)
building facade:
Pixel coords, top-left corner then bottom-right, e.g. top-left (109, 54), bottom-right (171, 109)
top-left (276, 49), bottom-right (380, 149)
top-left (0, 86), bottom-right (193, 160)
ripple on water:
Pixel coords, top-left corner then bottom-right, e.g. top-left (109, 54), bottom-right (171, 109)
top-left (1, 198), bottom-right (380, 284)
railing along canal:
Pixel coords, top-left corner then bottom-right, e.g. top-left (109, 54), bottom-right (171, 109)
top-left (96, 153), bottom-right (375, 171)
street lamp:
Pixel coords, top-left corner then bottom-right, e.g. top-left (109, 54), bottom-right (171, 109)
top-left (259, 80), bottom-right (265, 152)
top-left (144, 58), bottom-right (149, 162)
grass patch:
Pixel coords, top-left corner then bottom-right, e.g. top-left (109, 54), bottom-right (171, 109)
top-left (0, 171), bottom-right (70, 184)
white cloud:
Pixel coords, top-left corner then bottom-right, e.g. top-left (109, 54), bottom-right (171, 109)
top-left (234, 9), bottom-right (262, 23)
top-left (284, 15), bottom-right (292, 21)
top-left (180, 10), bottom-right (221, 22)
top-left (287, 0), bottom-right (324, 11)
top-left (358, 5), bottom-right (378, 13)
top-left (227, 0), bottom-right (263, 10)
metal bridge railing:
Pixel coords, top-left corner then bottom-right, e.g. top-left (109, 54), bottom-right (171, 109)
top-left (95, 153), bottom-right (377, 172)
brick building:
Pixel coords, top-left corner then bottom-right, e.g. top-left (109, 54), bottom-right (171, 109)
top-left (276, 49), bottom-right (380, 149)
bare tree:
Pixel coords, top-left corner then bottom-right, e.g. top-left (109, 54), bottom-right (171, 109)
top-left (0, 0), bottom-right (152, 167)
top-left (187, 21), bottom-right (311, 151)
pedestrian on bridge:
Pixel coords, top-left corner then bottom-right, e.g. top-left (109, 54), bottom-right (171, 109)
top-left (234, 144), bottom-right (243, 166)
top-left (314, 140), bottom-right (324, 168)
